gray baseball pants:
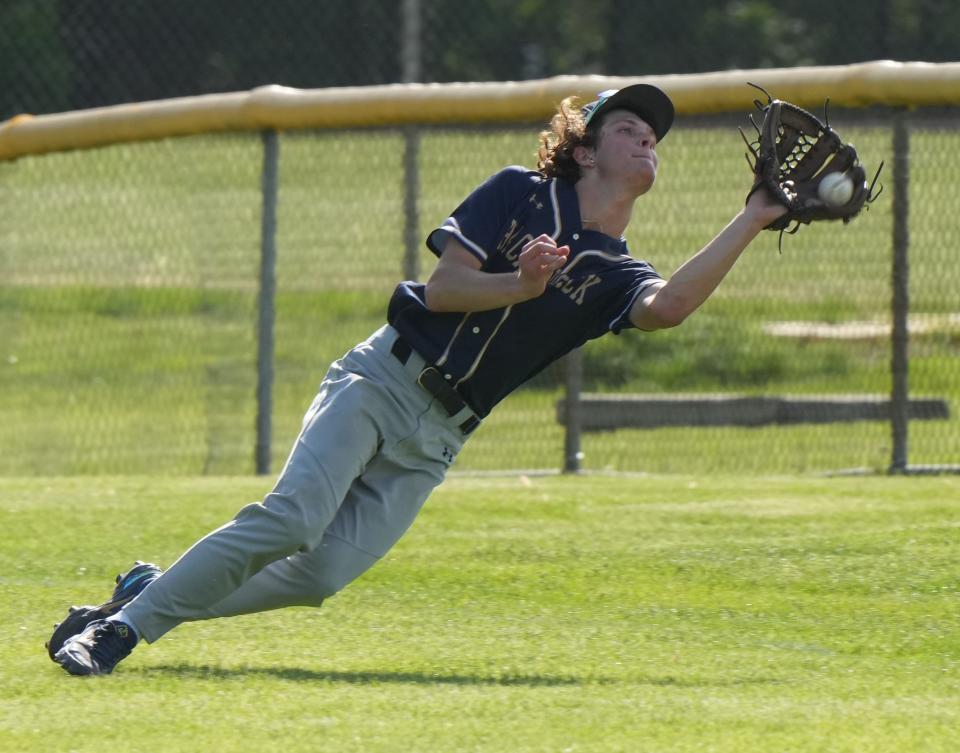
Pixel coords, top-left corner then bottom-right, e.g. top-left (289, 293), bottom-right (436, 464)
top-left (122, 325), bottom-right (478, 643)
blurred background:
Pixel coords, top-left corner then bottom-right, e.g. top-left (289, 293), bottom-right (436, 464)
top-left (2, 0), bottom-right (958, 118)
top-left (1, 1), bottom-right (958, 477)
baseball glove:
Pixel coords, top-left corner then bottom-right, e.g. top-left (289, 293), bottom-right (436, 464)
top-left (740, 83), bottom-right (883, 241)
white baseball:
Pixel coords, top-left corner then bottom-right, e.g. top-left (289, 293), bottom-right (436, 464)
top-left (817, 172), bottom-right (855, 207)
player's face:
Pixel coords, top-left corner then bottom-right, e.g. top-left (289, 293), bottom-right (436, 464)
top-left (594, 109), bottom-right (658, 194)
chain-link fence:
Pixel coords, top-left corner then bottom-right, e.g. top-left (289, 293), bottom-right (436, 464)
top-left (2, 107), bottom-right (958, 475)
top-left (2, 2), bottom-right (958, 476)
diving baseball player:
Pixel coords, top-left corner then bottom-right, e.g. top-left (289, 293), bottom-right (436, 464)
top-left (52, 84), bottom-right (787, 675)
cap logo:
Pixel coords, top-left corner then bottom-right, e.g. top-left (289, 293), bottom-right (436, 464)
top-left (582, 89), bottom-right (619, 127)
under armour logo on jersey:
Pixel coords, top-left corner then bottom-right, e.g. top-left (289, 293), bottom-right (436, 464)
top-left (442, 447), bottom-right (455, 464)
top-left (529, 193), bottom-right (544, 210)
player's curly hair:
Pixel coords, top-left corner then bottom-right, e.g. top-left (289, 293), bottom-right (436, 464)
top-left (537, 96), bottom-right (599, 182)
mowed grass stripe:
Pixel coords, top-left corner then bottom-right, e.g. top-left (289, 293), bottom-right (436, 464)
top-left (0, 474), bottom-right (957, 752)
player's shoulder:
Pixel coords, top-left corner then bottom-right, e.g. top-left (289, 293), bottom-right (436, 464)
top-left (618, 250), bottom-right (661, 281)
top-left (481, 165), bottom-right (546, 208)
top-left (480, 165), bottom-right (546, 195)
top-left (491, 164), bottom-right (543, 182)
top-left (620, 246), bottom-right (654, 264)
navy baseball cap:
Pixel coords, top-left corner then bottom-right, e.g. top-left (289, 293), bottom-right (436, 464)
top-left (581, 84), bottom-right (675, 142)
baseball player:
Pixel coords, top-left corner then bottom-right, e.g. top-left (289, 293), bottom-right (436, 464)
top-left (52, 84), bottom-right (787, 675)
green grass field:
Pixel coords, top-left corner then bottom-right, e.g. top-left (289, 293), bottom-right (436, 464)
top-left (2, 122), bottom-right (958, 475)
top-left (1, 474), bottom-right (957, 752)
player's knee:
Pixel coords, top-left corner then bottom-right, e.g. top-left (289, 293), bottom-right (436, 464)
top-left (303, 539), bottom-right (380, 603)
top-left (303, 569), bottom-right (354, 604)
top-left (310, 576), bottom-right (341, 602)
top-left (234, 497), bottom-right (327, 552)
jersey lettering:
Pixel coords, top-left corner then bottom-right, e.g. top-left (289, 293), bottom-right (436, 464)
top-left (497, 220), bottom-right (522, 254)
top-left (570, 273), bottom-right (602, 304)
top-left (498, 220), bottom-right (535, 265)
top-left (548, 270), bottom-right (603, 305)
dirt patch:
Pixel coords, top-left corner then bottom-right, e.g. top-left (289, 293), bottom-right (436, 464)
top-left (763, 314), bottom-right (960, 339)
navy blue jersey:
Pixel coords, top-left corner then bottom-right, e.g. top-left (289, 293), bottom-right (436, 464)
top-left (388, 166), bottom-right (663, 418)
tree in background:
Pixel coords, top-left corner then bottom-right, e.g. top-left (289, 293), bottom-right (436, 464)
top-left (0, 1), bottom-right (73, 117)
top-left (1, 0), bottom-right (958, 120)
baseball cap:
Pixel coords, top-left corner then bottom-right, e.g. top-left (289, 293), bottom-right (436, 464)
top-left (581, 84), bottom-right (675, 142)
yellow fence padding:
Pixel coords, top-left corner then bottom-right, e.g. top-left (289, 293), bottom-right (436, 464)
top-left (2, 60), bottom-right (959, 162)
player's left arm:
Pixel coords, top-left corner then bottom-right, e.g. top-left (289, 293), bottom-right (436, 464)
top-left (630, 188), bottom-right (786, 330)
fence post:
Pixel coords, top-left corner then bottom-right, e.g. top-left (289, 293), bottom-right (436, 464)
top-left (401, 0), bottom-right (422, 281)
top-left (563, 348), bottom-right (583, 473)
top-left (402, 128), bottom-right (421, 281)
top-left (256, 129), bottom-right (279, 475)
top-left (889, 110), bottom-right (910, 474)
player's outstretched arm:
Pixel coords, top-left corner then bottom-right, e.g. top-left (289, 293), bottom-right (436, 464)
top-left (425, 235), bottom-right (569, 313)
top-left (630, 188), bottom-right (786, 331)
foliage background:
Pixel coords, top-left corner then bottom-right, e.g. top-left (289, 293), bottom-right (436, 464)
top-left (2, 0), bottom-right (959, 119)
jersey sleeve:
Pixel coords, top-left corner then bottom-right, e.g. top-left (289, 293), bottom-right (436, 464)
top-left (605, 260), bottom-right (664, 334)
top-left (426, 166), bottom-right (540, 263)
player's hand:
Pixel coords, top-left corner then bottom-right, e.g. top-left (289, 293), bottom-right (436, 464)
top-left (743, 182), bottom-right (788, 230)
top-left (516, 235), bottom-right (569, 298)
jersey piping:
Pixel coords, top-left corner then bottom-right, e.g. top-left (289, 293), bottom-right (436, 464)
top-left (439, 217), bottom-right (488, 261)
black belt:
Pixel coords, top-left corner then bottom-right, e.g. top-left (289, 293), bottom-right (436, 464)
top-left (391, 337), bottom-right (480, 435)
